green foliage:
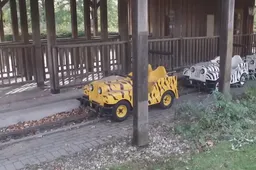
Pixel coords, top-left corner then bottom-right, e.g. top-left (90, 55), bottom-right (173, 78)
top-left (2, 0), bottom-right (118, 37)
top-left (174, 90), bottom-right (256, 149)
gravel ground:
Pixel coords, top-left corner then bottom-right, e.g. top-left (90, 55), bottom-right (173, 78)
top-left (22, 120), bottom-right (190, 170)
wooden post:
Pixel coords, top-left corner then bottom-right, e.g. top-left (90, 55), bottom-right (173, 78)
top-left (30, 0), bottom-right (44, 87)
top-left (19, 0), bottom-right (33, 81)
top-left (128, 0), bottom-right (132, 35)
top-left (132, 0), bottom-right (149, 147)
top-left (45, 0), bottom-right (60, 94)
top-left (70, 0), bottom-right (79, 70)
top-left (100, 0), bottom-right (109, 76)
top-left (19, 0), bottom-right (29, 43)
top-left (118, 0), bottom-right (130, 74)
top-left (219, 0), bottom-right (235, 96)
top-left (10, 0), bottom-right (23, 76)
top-left (0, 8), bottom-right (4, 42)
top-left (84, 0), bottom-right (93, 72)
top-left (93, 0), bottom-right (98, 36)
top-left (10, 0), bottom-right (19, 41)
top-left (84, 0), bottom-right (91, 40)
top-left (70, 0), bottom-right (78, 38)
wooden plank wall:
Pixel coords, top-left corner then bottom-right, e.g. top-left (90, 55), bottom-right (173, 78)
top-left (145, 0), bottom-right (255, 38)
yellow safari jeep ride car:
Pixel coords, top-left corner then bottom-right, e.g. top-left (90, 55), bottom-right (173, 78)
top-left (78, 65), bottom-right (179, 122)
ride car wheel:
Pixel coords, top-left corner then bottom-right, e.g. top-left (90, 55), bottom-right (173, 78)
top-left (238, 73), bottom-right (247, 87)
top-left (112, 100), bottom-right (131, 122)
top-left (214, 81), bottom-right (219, 91)
top-left (159, 91), bottom-right (175, 109)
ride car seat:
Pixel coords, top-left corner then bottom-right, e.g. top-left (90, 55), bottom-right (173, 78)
top-left (148, 66), bottom-right (167, 92)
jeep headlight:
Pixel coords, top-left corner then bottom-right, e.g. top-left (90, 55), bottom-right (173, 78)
top-left (98, 87), bottom-right (102, 94)
top-left (89, 84), bottom-right (94, 91)
top-left (191, 67), bottom-right (195, 73)
top-left (250, 60), bottom-right (254, 64)
top-left (200, 68), bottom-right (205, 74)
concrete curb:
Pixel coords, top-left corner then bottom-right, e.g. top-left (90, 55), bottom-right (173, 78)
top-left (0, 87), bottom-right (197, 149)
top-left (0, 91), bottom-right (81, 114)
top-left (0, 117), bottom-right (106, 150)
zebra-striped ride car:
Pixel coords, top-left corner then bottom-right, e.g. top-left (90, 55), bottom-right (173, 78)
top-left (183, 55), bottom-right (249, 92)
top-left (245, 54), bottom-right (256, 78)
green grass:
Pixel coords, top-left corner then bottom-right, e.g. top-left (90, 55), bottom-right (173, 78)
top-left (108, 89), bottom-right (256, 170)
top-left (183, 142), bottom-right (256, 170)
top-left (109, 141), bottom-right (256, 170)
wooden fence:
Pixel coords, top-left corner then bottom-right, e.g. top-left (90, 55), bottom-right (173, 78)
top-left (54, 41), bottom-right (128, 88)
top-left (0, 43), bottom-right (36, 87)
top-left (0, 34), bottom-right (255, 89)
top-left (148, 36), bottom-right (219, 71)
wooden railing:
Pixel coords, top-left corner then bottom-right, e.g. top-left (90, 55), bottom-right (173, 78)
top-left (54, 41), bottom-right (128, 88)
top-left (41, 35), bottom-right (121, 81)
top-left (148, 36), bottom-right (219, 71)
top-left (0, 34), bottom-right (256, 90)
top-left (0, 43), bottom-right (36, 86)
top-left (233, 34), bottom-right (256, 56)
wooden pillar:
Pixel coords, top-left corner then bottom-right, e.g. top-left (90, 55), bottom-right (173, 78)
top-left (84, 0), bottom-right (91, 40)
top-left (10, 0), bottom-right (19, 41)
top-left (118, 0), bottom-right (130, 73)
top-left (100, 0), bottom-right (108, 40)
top-left (10, 0), bottom-right (23, 76)
top-left (30, 0), bottom-right (44, 87)
top-left (0, 9), bottom-right (4, 41)
top-left (219, 0), bottom-right (235, 96)
top-left (19, 0), bottom-right (29, 43)
top-left (70, 0), bottom-right (79, 69)
top-left (128, 0), bottom-right (132, 35)
top-left (93, 0), bottom-right (98, 36)
top-left (84, 0), bottom-right (93, 72)
top-left (45, 0), bottom-right (60, 94)
top-left (132, 0), bottom-right (149, 147)
top-left (19, 0), bottom-right (33, 80)
top-left (70, 0), bottom-right (78, 38)
top-left (100, 0), bottom-right (109, 76)
top-left (151, 0), bottom-right (160, 37)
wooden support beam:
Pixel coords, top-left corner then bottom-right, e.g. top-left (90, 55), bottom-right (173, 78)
top-left (70, 0), bottom-right (79, 69)
top-left (219, 0), bottom-right (235, 96)
top-left (0, 0), bottom-right (9, 9)
top-left (100, 0), bottom-right (109, 76)
top-left (118, 0), bottom-right (130, 73)
top-left (45, 0), bottom-right (60, 94)
top-left (84, 0), bottom-right (91, 39)
top-left (70, 0), bottom-right (78, 38)
top-left (19, 0), bottom-right (32, 80)
top-left (19, 0), bottom-right (29, 43)
top-left (30, 0), bottom-right (44, 87)
top-left (93, 0), bottom-right (98, 36)
top-left (10, 0), bottom-right (19, 41)
top-left (84, 0), bottom-right (93, 72)
top-left (0, 8), bottom-right (4, 41)
top-left (132, 0), bottom-right (149, 147)
top-left (96, 0), bottom-right (100, 8)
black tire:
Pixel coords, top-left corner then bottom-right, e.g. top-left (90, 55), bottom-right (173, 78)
top-left (112, 100), bottom-right (131, 122)
top-left (238, 73), bottom-right (247, 87)
top-left (159, 91), bottom-right (175, 109)
top-left (183, 76), bottom-right (193, 87)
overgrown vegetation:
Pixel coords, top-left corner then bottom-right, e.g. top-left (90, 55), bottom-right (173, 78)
top-left (109, 141), bottom-right (256, 170)
top-left (2, 0), bottom-right (118, 41)
top-left (109, 88), bottom-right (256, 170)
top-left (174, 88), bottom-right (256, 151)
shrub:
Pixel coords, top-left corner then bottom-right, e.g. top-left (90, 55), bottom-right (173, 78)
top-left (174, 90), bottom-right (256, 148)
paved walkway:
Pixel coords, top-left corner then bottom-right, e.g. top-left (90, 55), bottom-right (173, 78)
top-left (0, 81), bottom-right (254, 170)
top-left (0, 92), bottom-right (210, 170)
